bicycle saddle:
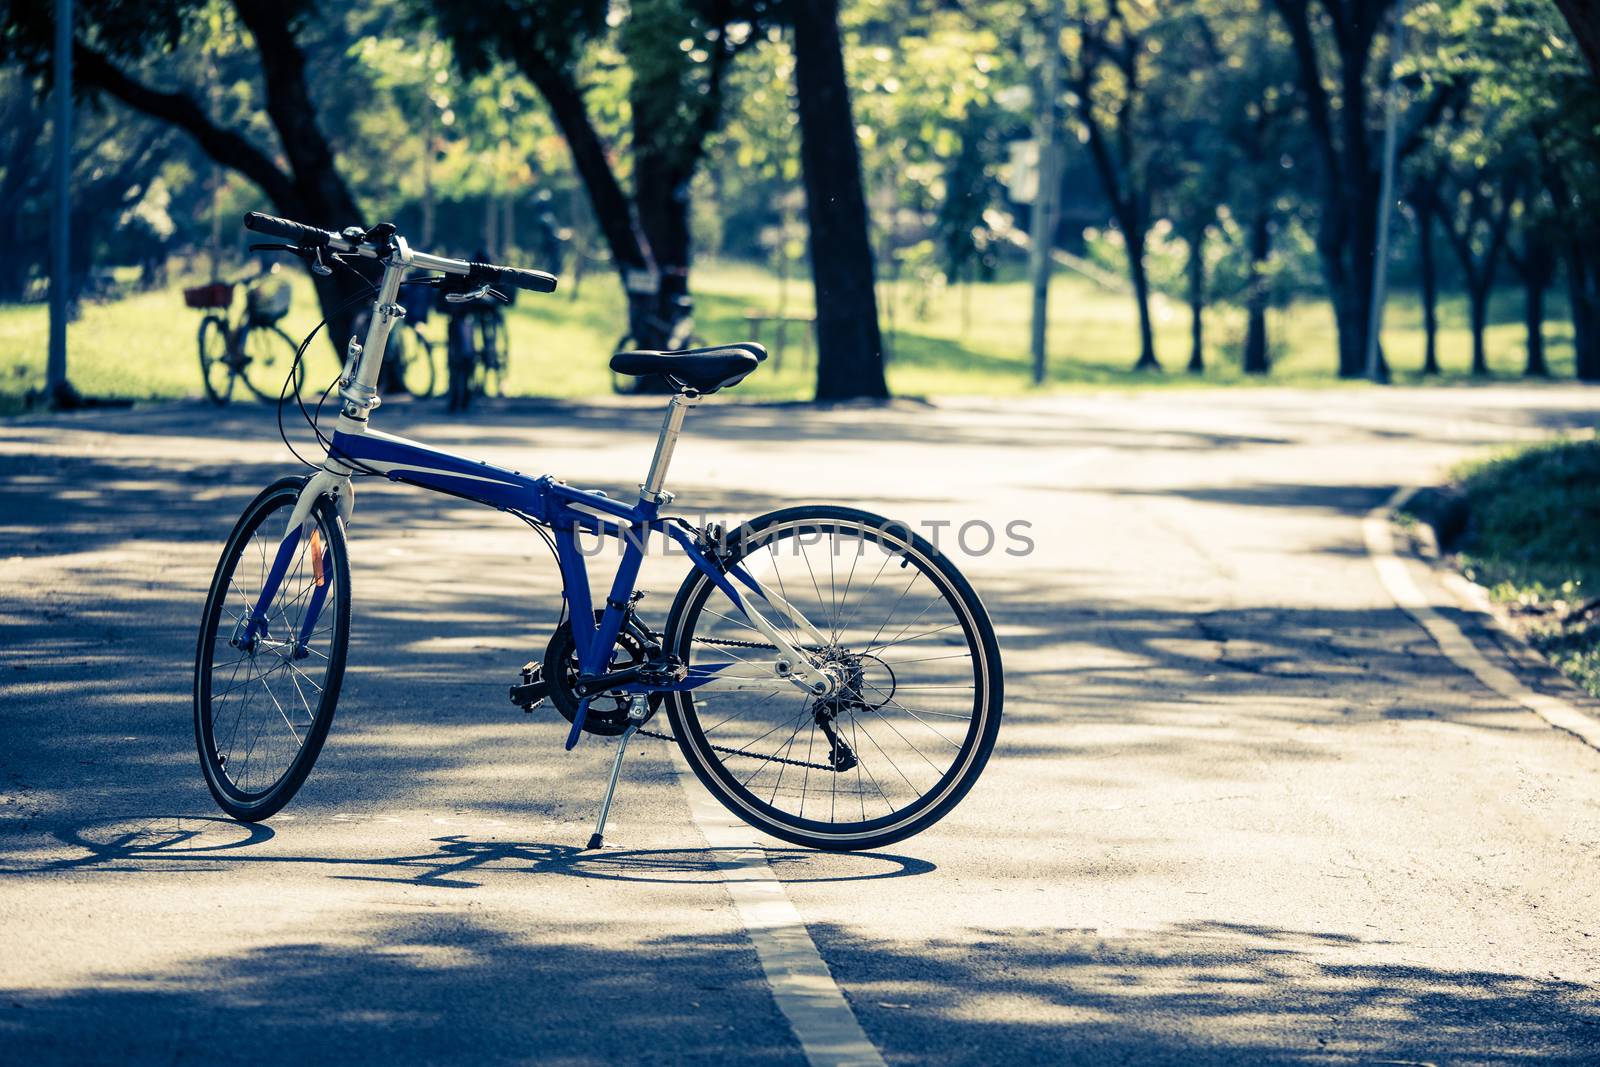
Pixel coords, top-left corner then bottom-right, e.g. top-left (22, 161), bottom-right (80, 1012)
top-left (610, 342), bottom-right (767, 393)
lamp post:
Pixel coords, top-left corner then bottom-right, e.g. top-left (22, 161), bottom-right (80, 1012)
top-left (1365, 0), bottom-right (1409, 384)
top-left (46, 0), bottom-right (77, 408)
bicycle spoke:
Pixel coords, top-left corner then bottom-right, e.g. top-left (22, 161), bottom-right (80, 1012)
top-left (679, 514), bottom-right (993, 839)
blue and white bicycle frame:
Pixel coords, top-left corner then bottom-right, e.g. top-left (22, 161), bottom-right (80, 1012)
top-left (236, 233), bottom-right (839, 752)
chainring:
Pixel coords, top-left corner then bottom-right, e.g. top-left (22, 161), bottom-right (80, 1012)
top-left (542, 612), bottom-right (660, 736)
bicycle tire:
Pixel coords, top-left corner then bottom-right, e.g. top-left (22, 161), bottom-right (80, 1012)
top-left (239, 324), bottom-right (306, 402)
top-left (194, 477), bottom-right (351, 821)
top-left (198, 315), bottom-right (235, 405)
top-left (474, 311), bottom-right (507, 397)
top-left (611, 333), bottom-right (637, 394)
top-left (399, 325), bottom-right (438, 398)
top-left (662, 505), bottom-right (1003, 851)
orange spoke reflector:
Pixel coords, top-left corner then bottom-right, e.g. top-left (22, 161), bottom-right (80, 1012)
top-left (310, 529), bottom-right (326, 587)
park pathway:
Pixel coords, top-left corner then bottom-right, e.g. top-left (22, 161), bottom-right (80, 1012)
top-left (3, 387), bottom-right (1600, 1064)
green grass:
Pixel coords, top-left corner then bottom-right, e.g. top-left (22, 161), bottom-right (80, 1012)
top-left (1451, 438), bottom-right (1600, 696)
top-left (0, 259), bottom-right (1580, 412)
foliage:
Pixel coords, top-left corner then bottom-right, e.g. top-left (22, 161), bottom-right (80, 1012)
top-left (1451, 437), bottom-right (1600, 696)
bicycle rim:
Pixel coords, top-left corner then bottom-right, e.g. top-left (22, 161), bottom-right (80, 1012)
top-left (665, 507), bottom-right (1002, 849)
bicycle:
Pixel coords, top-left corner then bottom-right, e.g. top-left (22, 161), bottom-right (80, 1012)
top-left (446, 294), bottom-right (510, 411)
top-left (194, 212), bottom-right (1003, 852)
top-left (352, 281), bottom-right (438, 398)
top-left (186, 263), bottom-right (304, 405)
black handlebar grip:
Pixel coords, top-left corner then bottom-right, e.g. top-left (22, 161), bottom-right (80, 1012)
top-left (243, 211), bottom-right (335, 248)
top-left (468, 261), bottom-right (559, 294)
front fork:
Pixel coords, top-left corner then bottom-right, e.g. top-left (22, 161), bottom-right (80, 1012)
top-left (233, 469), bottom-right (353, 655)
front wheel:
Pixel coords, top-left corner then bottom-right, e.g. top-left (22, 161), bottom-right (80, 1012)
top-left (397, 325), bottom-right (438, 398)
top-left (198, 315), bottom-right (236, 405)
top-left (662, 506), bottom-right (1003, 851)
top-left (194, 477), bottom-right (351, 821)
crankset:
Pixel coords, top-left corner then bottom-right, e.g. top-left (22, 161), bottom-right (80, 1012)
top-left (511, 609), bottom-right (666, 736)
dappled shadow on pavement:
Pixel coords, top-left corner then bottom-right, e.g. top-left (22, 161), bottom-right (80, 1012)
top-left (810, 919), bottom-right (1600, 1064)
top-left (2, 915), bottom-right (809, 1066)
top-left (3, 815), bottom-right (934, 888)
top-left (5, 907), bottom-right (1594, 1064)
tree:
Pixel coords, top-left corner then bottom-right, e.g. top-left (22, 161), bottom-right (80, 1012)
top-left (2, 0), bottom-right (382, 352)
top-left (434, 0), bottom-right (746, 362)
top-left (1438, 162), bottom-right (1513, 376)
top-left (1416, 0), bottom-right (1600, 379)
top-left (1551, 0), bottom-right (1600, 81)
top-left (1062, 0), bottom-right (1168, 371)
top-left (1268, 0), bottom-right (1454, 377)
top-left (791, 0), bottom-right (888, 399)
top-left (1402, 169), bottom-right (1445, 375)
top-left (1506, 186), bottom-right (1559, 376)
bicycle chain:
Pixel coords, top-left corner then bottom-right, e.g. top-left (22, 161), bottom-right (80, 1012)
top-left (631, 725), bottom-right (838, 771)
top-left (627, 634), bottom-right (840, 771)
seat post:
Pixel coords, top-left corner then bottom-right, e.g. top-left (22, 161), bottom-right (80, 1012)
top-left (640, 389), bottom-right (699, 503)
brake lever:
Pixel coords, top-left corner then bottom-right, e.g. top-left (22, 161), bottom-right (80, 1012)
top-left (248, 242), bottom-right (332, 276)
top-left (443, 284), bottom-right (508, 305)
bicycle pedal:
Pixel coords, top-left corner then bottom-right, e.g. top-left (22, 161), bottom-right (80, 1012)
top-left (510, 662), bottom-right (550, 711)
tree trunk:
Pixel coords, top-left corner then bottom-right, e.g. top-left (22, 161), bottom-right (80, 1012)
top-left (1242, 211), bottom-right (1271, 375)
top-left (1513, 234), bottom-right (1557, 378)
top-left (1552, 0), bottom-right (1600, 84)
top-left (1417, 199), bottom-right (1440, 375)
top-left (233, 1), bottom-right (372, 352)
top-left (1185, 233), bottom-right (1205, 374)
top-left (1127, 228), bottom-right (1160, 371)
top-left (1270, 0), bottom-right (1395, 379)
top-left (628, 143), bottom-right (696, 391)
top-left (791, 0), bottom-right (888, 401)
top-left (1468, 283), bottom-right (1490, 376)
top-left (1568, 238), bottom-right (1600, 380)
top-left (1525, 270), bottom-right (1548, 377)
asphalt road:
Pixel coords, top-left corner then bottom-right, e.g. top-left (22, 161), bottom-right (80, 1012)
top-left (3, 387), bottom-right (1600, 1064)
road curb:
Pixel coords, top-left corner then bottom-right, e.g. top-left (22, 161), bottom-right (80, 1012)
top-left (1365, 486), bottom-right (1600, 752)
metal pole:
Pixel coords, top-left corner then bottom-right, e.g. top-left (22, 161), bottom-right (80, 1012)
top-left (1029, 5), bottom-right (1063, 386)
top-left (46, 0), bottom-right (74, 407)
top-left (1365, 0), bottom-right (1408, 383)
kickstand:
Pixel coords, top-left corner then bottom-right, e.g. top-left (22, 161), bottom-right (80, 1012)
top-left (586, 722), bottom-right (638, 849)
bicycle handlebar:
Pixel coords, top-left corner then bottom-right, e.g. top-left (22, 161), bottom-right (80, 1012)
top-left (241, 211), bottom-right (559, 294)
top-left (244, 211), bottom-right (339, 249)
top-left (466, 261), bottom-right (559, 295)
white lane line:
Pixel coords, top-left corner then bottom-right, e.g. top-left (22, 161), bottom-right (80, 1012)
top-left (1364, 486), bottom-right (1600, 752)
top-left (676, 771), bottom-right (888, 1067)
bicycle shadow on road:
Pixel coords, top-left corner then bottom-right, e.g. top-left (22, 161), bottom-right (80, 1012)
top-left (3, 815), bottom-right (936, 890)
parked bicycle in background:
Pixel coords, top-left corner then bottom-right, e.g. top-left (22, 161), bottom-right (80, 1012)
top-left (187, 262), bottom-right (301, 405)
top-left (352, 280), bottom-right (439, 399)
top-left (445, 280), bottom-right (511, 412)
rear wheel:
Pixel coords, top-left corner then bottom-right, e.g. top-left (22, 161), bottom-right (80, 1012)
top-left (198, 315), bottom-right (235, 405)
top-left (239, 324), bottom-right (306, 402)
top-left (194, 478), bottom-right (351, 821)
top-left (473, 310), bottom-right (507, 397)
top-left (663, 505), bottom-right (1003, 851)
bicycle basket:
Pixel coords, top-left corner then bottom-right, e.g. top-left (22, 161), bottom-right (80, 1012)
top-left (247, 279), bottom-right (292, 324)
top-left (183, 282), bottom-right (234, 310)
